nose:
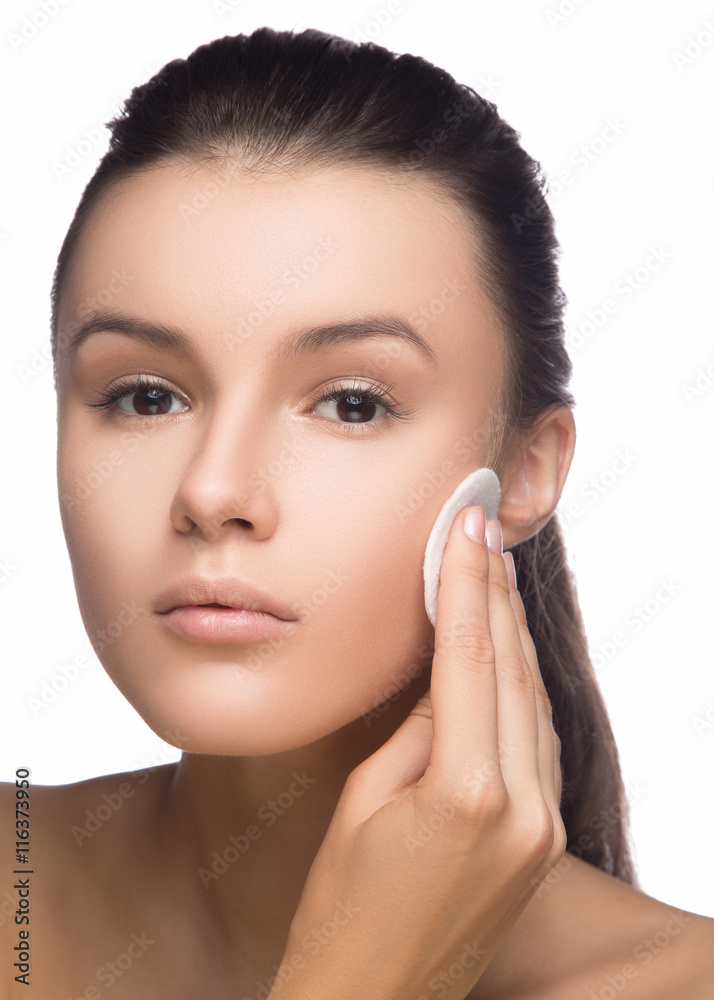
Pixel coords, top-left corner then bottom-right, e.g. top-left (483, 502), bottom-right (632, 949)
top-left (169, 398), bottom-right (283, 543)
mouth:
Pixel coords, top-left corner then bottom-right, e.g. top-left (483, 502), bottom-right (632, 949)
top-left (157, 603), bottom-right (297, 643)
top-left (154, 576), bottom-right (296, 621)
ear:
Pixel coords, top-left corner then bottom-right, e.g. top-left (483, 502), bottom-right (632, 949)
top-left (497, 403), bottom-right (576, 549)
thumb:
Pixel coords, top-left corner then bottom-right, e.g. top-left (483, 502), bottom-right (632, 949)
top-left (332, 690), bottom-right (434, 830)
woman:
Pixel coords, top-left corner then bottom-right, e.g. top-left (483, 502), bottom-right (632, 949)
top-left (3, 26), bottom-right (712, 999)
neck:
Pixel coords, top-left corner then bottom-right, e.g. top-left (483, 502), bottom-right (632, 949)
top-left (159, 664), bottom-right (432, 958)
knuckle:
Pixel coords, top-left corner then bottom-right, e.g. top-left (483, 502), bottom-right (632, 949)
top-left (512, 801), bottom-right (556, 860)
top-left (498, 652), bottom-right (534, 690)
top-left (457, 556), bottom-right (490, 588)
top-left (452, 774), bottom-right (509, 821)
top-left (438, 620), bottom-right (495, 667)
top-left (488, 567), bottom-right (512, 600)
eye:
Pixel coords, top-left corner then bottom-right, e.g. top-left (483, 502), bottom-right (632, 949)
top-left (84, 375), bottom-right (189, 417)
top-left (312, 380), bottom-right (416, 430)
top-left (82, 374), bottom-right (417, 430)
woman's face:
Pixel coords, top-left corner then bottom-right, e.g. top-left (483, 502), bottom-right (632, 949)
top-left (54, 161), bottom-right (505, 754)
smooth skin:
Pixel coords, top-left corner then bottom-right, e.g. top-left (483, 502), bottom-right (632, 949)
top-left (2, 161), bottom-right (713, 999)
top-left (272, 505), bottom-right (566, 999)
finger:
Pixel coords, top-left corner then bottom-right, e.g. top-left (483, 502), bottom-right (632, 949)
top-left (332, 700), bottom-right (435, 829)
top-left (424, 505), bottom-right (499, 790)
top-left (482, 522), bottom-right (541, 806)
top-left (505, 574), bottom-right (562, 821)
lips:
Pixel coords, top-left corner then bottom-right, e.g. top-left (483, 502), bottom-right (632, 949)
top-left (158, 604), bottom-right (296, 644)
top-left (155, 575), bottom-right (296, 621)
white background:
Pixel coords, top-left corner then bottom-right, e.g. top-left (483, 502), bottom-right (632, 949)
top-left (1, 0), bottom-right (712, 918)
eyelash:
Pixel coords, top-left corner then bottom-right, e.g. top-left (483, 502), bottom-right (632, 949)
top-left (83, 374), bottom-right (417, 432)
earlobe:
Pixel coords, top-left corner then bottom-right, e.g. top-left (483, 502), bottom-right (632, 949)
top-left (498, 404), bottom-right (576, 549)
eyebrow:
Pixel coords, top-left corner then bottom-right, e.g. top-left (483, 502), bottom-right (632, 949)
top-left (64, 311), bottom-right (439, 368)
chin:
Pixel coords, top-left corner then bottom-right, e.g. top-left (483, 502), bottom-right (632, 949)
top-left (112, 678), bottom-right (361, 758)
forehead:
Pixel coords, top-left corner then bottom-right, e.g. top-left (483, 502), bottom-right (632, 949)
top-left (57, 160), bottom-right (503, 381)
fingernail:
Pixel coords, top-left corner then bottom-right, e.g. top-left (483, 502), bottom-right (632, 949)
top-left (485, 519), bottom-right (503, 555)
top-left (463, 506), bottom-right (485, 543)
top-left (504, 550), bottom-right (517, 589)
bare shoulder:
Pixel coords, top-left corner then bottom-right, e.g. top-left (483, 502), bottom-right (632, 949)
top-left (1, 767), bottom-right (176, 997)
top-left (4, 763), bottom-right (175, 859)
top-left (0, 764), bottom-right (175, 865)
top-left (534, 855), bottom-right (714, 999)
top-left (474, 853), bottom-right (714, 1000)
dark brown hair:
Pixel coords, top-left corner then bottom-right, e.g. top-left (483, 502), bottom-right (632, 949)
top-left (49, 26), bottom-right (639, 886)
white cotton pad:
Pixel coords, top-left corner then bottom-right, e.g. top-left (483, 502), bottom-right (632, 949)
top-left (423, 468), bottom-right (501, 627)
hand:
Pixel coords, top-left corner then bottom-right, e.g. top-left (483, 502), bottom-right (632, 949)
top-left (270, 506), bottom-right (566, 1000)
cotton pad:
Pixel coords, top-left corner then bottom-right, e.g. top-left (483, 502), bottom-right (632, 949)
top-left (423, 468), bottom-right (502, 627)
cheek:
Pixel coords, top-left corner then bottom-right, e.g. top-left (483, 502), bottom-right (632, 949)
top-left (57, 429), bottom-right (164, 631)
top-left (321, 516), bottom-right (434, 705)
